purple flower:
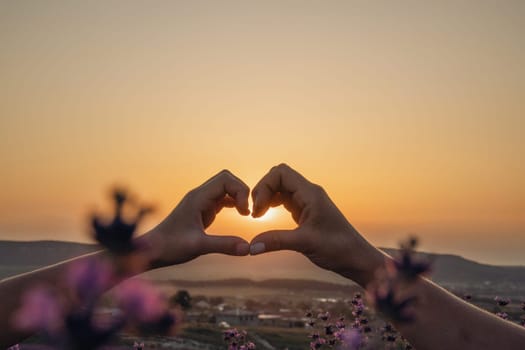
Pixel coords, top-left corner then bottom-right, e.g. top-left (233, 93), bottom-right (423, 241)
top-left (11, 286), bottom-right (63, 334)
top-left (133, 342), bottom-right (145, 350)
top-left (66, 258), bottom-right (113, 303)
top-left (317, 311), bottom-right (330, 322)
top-left (309, 337), bottom-right (326, 349)
top-left (115, 279), bottom-right (167, 323)
top-left (92, 188), bottom-right (153, 254)
top-left (372, 286), bottom-right (416, 323)
top-left (392, 237), bottom-right (431, 281)
top-left (496, 312), bottom-right (509, 320)
top-left (339, 329), bottom-right (363, 350)
top-left (494, 296), bottom-right (510, 307)
top-left (63, 309), bottom-right (123, 350)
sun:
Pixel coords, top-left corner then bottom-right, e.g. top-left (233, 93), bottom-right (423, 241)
top-left (253, 207), bottom-right (281, 222)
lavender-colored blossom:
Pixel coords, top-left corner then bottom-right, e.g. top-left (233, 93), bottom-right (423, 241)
top-left (318, 311), bottom-right (330, 322)
top-left (372, 286), bottom-right (416, 323)
top-left (133, 342), bottom-right (144, 350)
top-left (495, 312), bottom-right (509, 320)
top-left (223, 328), bottom-right (255, 350)
top-left (494, 296), bottom-right (510, 307)
top-left (339, 329), bottom-right (363, 350)
top-left (92, 188), bottom-right (152, 254)
top-left (385, 334), bottom-right (397, 342)
top-left (239, 342), bottom-right (256, 350)
top-left (62, 309), bottom-right (123, 350)
top-left (310, 337), bottom-right (326, 349)
top-left (12, 286), bottom-right (63, 334)
top-left (392, 237), bottom-right (431, 281)
top-left (115, 279), bottom-right (168, 324)
top-left (66, 259), bottom-right (113, 303)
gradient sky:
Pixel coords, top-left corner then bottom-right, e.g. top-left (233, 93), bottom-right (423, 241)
top-left (1, 1), bottom-right (523, 265)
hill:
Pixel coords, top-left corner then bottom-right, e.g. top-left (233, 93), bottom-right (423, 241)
top-left (1, 240), bottom-right (524, 290)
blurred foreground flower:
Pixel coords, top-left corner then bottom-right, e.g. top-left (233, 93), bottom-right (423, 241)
top-left (367, 236), bottom-right (430, 326)
top-left (67, 259), bottom-right (113, 305)
top-left (391, 237), bottom-right (431, 281)
top-left (12, 286), bottom-right (63, 334)
top-left (115, 279), bottom-right (177, 335)
top-left (92, 188), bottom-right (153, 254)
top-left (11, 187), bottom-right (177, 349)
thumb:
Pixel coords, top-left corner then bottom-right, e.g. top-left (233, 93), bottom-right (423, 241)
top-left (249, 228), bottom-right (304, 255)
top-left (201, 234), bottom-right (250, 256)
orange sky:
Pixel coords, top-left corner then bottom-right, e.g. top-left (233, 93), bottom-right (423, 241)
top-left (0, 1), bottom-right (523, 265)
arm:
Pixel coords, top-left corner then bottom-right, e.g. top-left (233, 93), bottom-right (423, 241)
top-left (0, 169), bottom-right (251, 348)
top-left (249, 163), bottom-right (525, 350)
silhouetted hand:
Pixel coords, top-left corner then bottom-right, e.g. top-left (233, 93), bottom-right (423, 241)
top-left (143, 170), bottom-right (251, 268)
top-left (249, 163), bottom-right (386, 286)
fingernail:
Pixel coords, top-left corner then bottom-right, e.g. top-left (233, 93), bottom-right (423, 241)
top-left (250, 242), bottom-right (266, 255)
top-left (236, 242), bottom-right (249, 255)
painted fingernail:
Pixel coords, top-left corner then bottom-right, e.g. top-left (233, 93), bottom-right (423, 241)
top-left (250, 242), bottom-right (266, 255)
top-left (236, 242), bottom-right (249, 255)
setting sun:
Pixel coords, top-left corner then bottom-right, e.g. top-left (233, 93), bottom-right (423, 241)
top-left (253, 207), bottom-right (283, 222)
top-left (0, 1), bottom-right (523, 265)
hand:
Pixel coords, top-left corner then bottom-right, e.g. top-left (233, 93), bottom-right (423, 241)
top-left (249, 163), bottom-right (386, 287)
top-left (142, 170), bottom-right (251, 269)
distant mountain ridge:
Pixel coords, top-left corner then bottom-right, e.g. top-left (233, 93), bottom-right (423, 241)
top-left (0, 240), bottom-right (524, 288)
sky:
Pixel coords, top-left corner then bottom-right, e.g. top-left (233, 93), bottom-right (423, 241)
top-left (0, 1), bottom-right (523, 265)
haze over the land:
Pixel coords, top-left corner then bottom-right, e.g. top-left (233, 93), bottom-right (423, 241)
top-left (0, 1), bottom-right (523, 265)
top-left (1, 241), bottom-right (525, 292)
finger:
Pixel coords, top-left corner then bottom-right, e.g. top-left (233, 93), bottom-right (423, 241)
top-left (198, 170), bottom-right (251, 216)
top-left (200, 234), bottom-right (250, 256)
top-left (249, 228), bottom-right (305, 255)
top-left (265, 192), bottom-right (301, 222)
top-left (251, 163), bottom-right (310, 218)
top-left (216, 195), bottom-right (236, 213)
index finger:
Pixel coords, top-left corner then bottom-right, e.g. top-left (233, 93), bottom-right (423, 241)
top-left (251, 163), bottom-right (314, 218)
top-left (196, 169), bottom-right (251, 216)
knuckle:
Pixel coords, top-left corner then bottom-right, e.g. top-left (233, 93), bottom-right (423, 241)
top-left (185, 188), bottom-right (199, 201)
top-left (276, 163), bottom-right (290, 171)
top-left (311, 183), bottom-right (326, 196)
top-left (218, 169), bottom-right (233, 177)
top-left (270, 163), bottom-right (289, 173)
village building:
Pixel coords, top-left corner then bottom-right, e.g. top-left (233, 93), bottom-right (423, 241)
top-left (215, 309), bottom-right (258, 326)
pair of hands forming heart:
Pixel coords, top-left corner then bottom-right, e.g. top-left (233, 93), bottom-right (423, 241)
top-left (142, 164), bottom-right (385, 287)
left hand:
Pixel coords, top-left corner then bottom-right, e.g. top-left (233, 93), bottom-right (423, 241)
top-left (142, 170), bottom-right (251, 269)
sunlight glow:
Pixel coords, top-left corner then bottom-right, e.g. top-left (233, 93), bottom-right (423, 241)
top-left (253, 207), bottom-right (281, 222)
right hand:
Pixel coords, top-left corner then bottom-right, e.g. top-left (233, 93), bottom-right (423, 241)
top-left (249, 163), bottom-right (386, 287)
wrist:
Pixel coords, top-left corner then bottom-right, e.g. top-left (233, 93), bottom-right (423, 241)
top-left (339, 247), bottom-right (388, 287)
top-left (135, 228), bottom-right (168, 271)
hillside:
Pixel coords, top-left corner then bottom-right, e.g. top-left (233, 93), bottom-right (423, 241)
top-left (1, 241), bottom-right (524, 289)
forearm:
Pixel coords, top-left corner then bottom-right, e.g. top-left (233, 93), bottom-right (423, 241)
top-left (335, 244), bottom-right (525, 349)
top-left (393, 277), bottom-right (525, 349)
